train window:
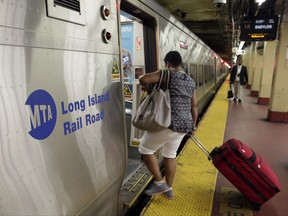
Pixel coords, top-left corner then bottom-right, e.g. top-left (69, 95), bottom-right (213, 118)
top-left (207, 65), bottom-right (210, 82)
top-left (203, 65), bottom-right (208, 83)
top-left (135, 67), bottom-right (144, 79)
top-left (189, 64), bottom-right (197, 84)
top-left (120, 12), bottom-right (144, 84)
top-left (198, 65), bottom-right (203, 87)
top-left (46, 0), bottom-right (85, 25)
top-left (181, 63), bottom-right (188, 74)
top-left (208, 65), bottom-right (212, 82)
top-left (210, 65), bottom-right (215, 81)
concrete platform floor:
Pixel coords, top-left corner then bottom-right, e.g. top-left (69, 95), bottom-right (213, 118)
top-left (212, 87), bottom-right (288, 216)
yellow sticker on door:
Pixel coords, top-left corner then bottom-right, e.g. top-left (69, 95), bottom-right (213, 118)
top-left (112, 57), bottom-right (120, 82)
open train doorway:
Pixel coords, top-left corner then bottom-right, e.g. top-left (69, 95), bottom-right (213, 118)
top-left (119, 0), bottom-right (157, 212)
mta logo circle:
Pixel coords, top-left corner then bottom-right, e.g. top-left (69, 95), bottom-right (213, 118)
top-left (25, 90), bottom-right (57, 140)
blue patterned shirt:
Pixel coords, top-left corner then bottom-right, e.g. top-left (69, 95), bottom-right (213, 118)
top-left (168, 70), bottom-right (196, 133)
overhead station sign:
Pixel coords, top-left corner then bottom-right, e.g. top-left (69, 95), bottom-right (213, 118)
top-left (240, 15), bottom-right (279, 41)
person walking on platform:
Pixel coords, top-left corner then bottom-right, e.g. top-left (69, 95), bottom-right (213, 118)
top-left (230, 56), bottom-right (248, 102)
top-left (138, 51), bottom-right (198, 199)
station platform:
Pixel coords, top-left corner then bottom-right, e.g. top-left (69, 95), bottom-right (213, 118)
top-left (139, 77), bottom-right (288, 216)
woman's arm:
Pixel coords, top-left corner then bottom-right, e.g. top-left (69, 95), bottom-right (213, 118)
top-left (139, 70), bottom-right (161, 89)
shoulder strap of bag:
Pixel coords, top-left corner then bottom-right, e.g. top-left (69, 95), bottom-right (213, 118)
top-left (156, 70), bottom-right (164, 90)
top-left (159, 69), bottom-right (170, 91)
top-left (165, 70), bottom-right (170, 90)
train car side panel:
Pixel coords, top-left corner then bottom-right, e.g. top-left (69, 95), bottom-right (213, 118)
top-left (0, 0), bottom-right (126, 215)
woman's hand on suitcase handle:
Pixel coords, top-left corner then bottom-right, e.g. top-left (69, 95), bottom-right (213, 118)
top-left (192, 126), bottom-right (197, 135)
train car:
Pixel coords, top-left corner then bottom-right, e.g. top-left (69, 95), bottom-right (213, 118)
top-left (0, 0), bottom-right (229, 216)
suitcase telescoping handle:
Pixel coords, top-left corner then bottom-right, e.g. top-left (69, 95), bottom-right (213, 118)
top-left (187, 133), bottom-right (213, 161)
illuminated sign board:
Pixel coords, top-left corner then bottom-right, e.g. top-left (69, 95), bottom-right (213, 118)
top-left (240, 16), bottom-right (279, 41)
top-left (180, 41), bottom-right (188, 50)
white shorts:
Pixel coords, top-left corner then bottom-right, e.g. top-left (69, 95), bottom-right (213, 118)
top-left (139, 128), bottom-right (185, 158)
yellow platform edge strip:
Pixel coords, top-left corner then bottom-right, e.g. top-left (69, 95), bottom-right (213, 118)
top-left (141, 79), bottom-right (230, 216)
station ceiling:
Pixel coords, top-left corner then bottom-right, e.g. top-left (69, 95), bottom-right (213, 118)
top-left (153, 0), bottom-right (284, 63)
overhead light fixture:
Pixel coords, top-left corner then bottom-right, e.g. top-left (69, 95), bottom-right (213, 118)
top-left (224, 62), bottom-right (231, 69)
top-left (238, 41), bottom-right (245, 51)
top-left (256, 0), bottom-right (266, 5)
top-left (213, 0), bottom-right (226, 9)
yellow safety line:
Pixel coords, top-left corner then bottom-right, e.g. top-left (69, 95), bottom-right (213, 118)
top-left (141, 79), bottom-right (230, 216)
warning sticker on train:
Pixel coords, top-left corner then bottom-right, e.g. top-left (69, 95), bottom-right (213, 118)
top-left (124, 84), bottom-right (132, 100)
top-left (112, 57), bottom-right (120, 82)
top-left (26, 89), bottom-right (110, 140)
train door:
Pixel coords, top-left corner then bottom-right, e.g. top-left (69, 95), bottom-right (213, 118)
top-left (119, 1), bottom-right (157, 213)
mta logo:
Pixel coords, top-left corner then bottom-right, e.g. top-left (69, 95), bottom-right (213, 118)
top-left (25, 90), bottom-right (57, 140)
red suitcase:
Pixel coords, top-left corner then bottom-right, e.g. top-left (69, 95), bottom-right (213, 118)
top-left (186, 134), bottom-right (281, 210)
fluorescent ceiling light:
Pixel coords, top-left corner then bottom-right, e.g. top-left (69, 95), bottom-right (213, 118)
top-left (238, 41), bottom-right (245, 51)
top-left (256, 0), bottom-right (265, 5)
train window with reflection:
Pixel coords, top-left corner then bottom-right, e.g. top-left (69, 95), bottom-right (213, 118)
top-left (181, 63), bottom-right (188, 74)
top-left (207, 65), bottom-right (211, 82)
top-left (198, 65), bottom-right (203, 87)
top-left (210, 65), bottom-right (214, 81)
top-left (135, 67), bottom-right (144, 79)
top-left (204, 65), bottom-right (209, 83)
top-left (189, 64), bottom-right (197, 84)
top-left (207, 65), bottom-right (212, 82)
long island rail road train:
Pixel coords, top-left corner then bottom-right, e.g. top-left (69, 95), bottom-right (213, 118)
top-left (0, 0), bottom-right (229, 215)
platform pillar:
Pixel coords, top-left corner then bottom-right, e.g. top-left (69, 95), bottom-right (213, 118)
top-left (247, 42), bottom-right (255, 89)
top-left (258, 40), bottom-right (278, 105)
top-left (267, 5), bottom-right (288, 122)
top-left (243, 49), bottom-right (250, 74)
top-left (251, 42), bottom-right (263, 97)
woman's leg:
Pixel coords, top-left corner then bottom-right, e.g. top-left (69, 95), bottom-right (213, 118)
top-left (142, 154), bottom-right (162, 181)
top-left (139, 129), bottom-right (184, 196)
top-left (139, 130), bottom-right (171, 195)
top-left (161, 131), bottom-right (185, 189)
top-left (164, 157), bottom-right (176, 187)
